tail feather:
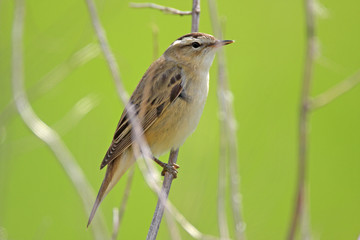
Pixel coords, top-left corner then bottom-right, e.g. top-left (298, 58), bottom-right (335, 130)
top-left (87, 163), bottom-right (114, 227)
top-left (87, 152), bottom-right (135, 227)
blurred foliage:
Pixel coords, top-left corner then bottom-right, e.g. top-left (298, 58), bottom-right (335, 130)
top-left (1, 0), bottom-right (360, 239)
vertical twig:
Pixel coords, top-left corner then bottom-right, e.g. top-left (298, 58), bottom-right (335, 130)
top-left (208, 0), bottom-right (245, 239)
top-left (153, 23), bottom-right (181, 240)
top-left (207, 1), bottom-right (230, 239)
top-left (288, 0), bottom-right (315, 239)
top-left (191, 0), bottom-right (200, 32)
top-left (147, 149), bottom-right (179, 240)
top-left (147, 0), bottom-right (201, 238)
top-left (11, 1), bottom-right (108, 239)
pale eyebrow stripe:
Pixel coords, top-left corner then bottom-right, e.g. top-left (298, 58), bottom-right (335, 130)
top-left (172, 40), bottom-right (182, 46)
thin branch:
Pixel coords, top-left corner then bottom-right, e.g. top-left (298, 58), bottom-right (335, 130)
top-left (288, 0), bottom-right (315, 239)
top-left (310, 70), bottom-right (360, 110)
top-left (191, 0), bottom-right (200, 32)
top-left (152, 23), bottom-right (182, 240)
top-left (112, 167), bottom-right (135, 240)
top-left (11, 1), bottom-right (108, 239)
top-left (135, 142), bottom-right (218, 240)
top-left (85, 0), bottom-right (129, 104)
top-left (208, 1), bottom-right (229, 239)
top-left (146, 0), bottom-right (202, 239)
top-left (208, 0), bottom-right (245, 239)
top-left (130, 3), bottom-right (192, 16)
top-left (147, 149), bottom-right (179, 240)
top-left (85, 1), bottom-right (217, 239)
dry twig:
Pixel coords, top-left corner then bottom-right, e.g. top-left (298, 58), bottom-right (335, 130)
top-left (208, 0), bottom-right (245, 239)
top-left (288, 0), bottom-right (315, 239)
top-left (11, 1), bottom-right (108, 239)
top-left (130, 3), bottom-right (191, 16)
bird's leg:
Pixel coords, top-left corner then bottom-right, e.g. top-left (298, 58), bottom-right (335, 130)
top-left (152, 156), bottom-right (180, 178)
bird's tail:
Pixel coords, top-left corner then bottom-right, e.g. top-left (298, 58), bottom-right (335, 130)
top-left (87, 152), bottom-right (135, 227)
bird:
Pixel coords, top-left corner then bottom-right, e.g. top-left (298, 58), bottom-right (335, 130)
top-left (87, 32), bottom-right (234, 226)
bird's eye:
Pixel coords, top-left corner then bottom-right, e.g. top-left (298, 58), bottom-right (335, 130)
top-left (192, 42), bottom-right (201, 48)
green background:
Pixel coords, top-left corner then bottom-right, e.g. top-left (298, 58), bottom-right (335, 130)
top-left (1, 0), bottom-right (360, 239)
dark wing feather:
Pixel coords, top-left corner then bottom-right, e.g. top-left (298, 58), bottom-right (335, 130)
top-left (100, 58), bottom-right (184, 169)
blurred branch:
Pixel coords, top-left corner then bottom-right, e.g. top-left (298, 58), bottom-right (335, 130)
top-left (5, 94), bottom-right (99, 154)
top-left (310, 70), bottom-right (360, 110)
top-left (85, 0), bottom-right (129, 103)
top-left (53, 93), bottom-right (100, 134)
top-left (130, 3), bottom-right (192, 16)
top-left (11, 1), bottom-right (108, 240)
top-left (152, 23), bottom-right (159, 61)
top-left (0, 43), bottom-right (100, 127)
top-left (208, 0), bottom-right (245, 239)
top-left (208, 1), bottom-right (229, 240)
top-left (191, 0), bottom-right (200, 32)
top-left (288, 0), bottom-right (315, 239)
top-left (164, 209), bottom-right (182, 240)
top-left (85, 0), bottom-right (216, 239)
top-left (112, 167), bottom-right (135, 240)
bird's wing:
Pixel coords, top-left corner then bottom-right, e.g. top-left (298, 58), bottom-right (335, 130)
top-left (100, 58), bottom-right (184, 169)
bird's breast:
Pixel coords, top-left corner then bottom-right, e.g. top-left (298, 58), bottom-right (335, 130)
top-left (146, 72), bottom-right (210, 157)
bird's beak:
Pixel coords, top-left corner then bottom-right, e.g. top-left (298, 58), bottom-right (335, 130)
top-left (221, 40), bottom-right (235, 45)
top-left (213, 40), bottom-right (235, 48)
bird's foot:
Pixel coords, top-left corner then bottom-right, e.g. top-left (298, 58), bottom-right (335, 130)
top-left (161, 163), bottom-right (180, 178)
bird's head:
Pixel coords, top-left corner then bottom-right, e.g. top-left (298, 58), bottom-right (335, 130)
top-left (164, 32), bottom-right (234, 69)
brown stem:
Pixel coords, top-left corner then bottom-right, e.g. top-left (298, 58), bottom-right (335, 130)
top-left (287, 0), bottom-right (315, 239)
